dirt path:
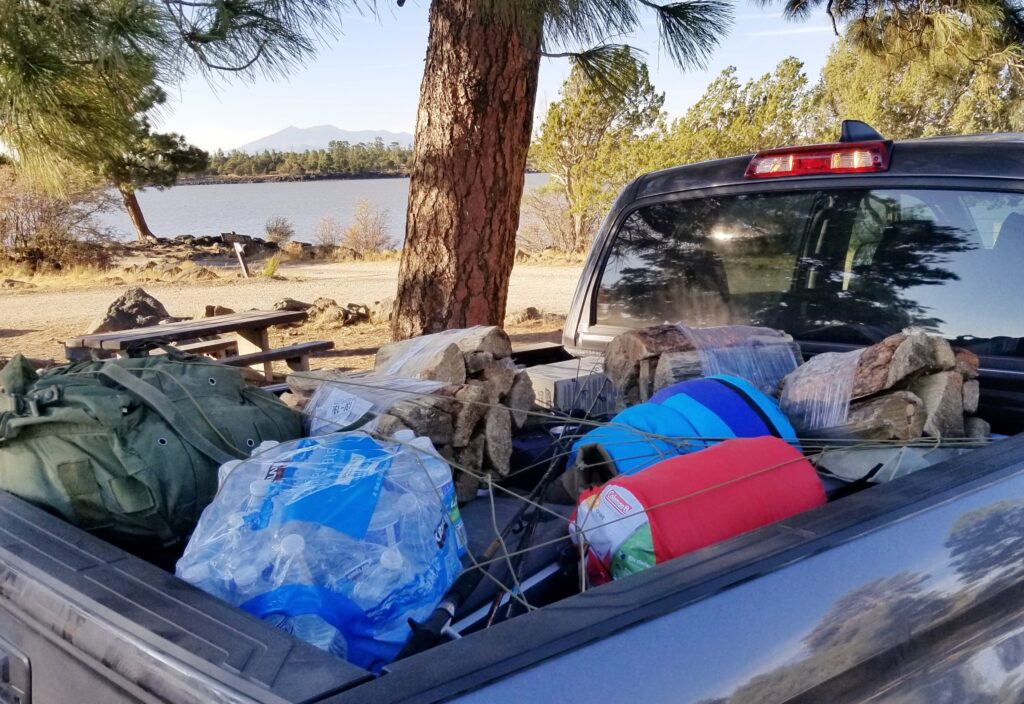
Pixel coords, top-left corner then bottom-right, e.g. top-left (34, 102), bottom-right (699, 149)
top-left (1, 260), bottom-right (583, 364)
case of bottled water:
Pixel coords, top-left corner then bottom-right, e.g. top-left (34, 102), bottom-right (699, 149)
top-left (176, 431), bottom-right (465, 671)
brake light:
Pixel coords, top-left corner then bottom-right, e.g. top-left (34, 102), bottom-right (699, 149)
top-left (744, 141), bottom-right (889, 178)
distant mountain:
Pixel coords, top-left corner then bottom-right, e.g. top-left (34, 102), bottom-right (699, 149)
top-left (236, 125), bottom-right (414, 153)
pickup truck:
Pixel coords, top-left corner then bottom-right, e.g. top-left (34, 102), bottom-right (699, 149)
top-left (5, 123), bottom-right (1024, 704)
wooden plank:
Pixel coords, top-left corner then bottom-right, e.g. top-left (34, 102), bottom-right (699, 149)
top-left (236, 327), bottom-right (272, 379)
top-left (222, 341), bottom-right (334, 372)
top-left (66, 310), bottom-right (306, 350)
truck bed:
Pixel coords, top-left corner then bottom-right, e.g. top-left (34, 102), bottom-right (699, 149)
top-left (4, 427), bottom-right (1024, 702)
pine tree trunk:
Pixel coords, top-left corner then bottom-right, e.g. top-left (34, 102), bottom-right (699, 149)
top-left (391, 0), bottom-right (543, 340)
top-left (119, 185), bottom-right (156, 242)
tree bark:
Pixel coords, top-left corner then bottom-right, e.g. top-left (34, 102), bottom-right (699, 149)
top-left (118, 185), bottom-right (156, 242)
top-left (391, 0), bottom-right (543, 340)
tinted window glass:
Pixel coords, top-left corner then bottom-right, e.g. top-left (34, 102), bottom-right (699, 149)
top-left (595, 189), bottom-right (1024, 355)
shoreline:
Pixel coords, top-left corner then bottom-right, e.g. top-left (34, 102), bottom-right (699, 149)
top-left (178, 171), bottom-right (409, 186)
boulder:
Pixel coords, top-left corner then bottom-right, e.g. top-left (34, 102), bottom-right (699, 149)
top-left (850, 331), bottom-right (954, 399)
top-left (86, 287), bottom-right (171, 334)
top-left (192, 304), bottom-right (235, 319)
top-left (273, 297), bottom-right (312, 312)
top-left (370, 296), bottom-right (395, 324)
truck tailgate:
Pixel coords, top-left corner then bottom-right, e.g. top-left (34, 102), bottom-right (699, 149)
top-left (0, 492), bottom-right (371, 704)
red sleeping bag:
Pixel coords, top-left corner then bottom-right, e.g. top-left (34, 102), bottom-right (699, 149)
top-left (570, 436), bottom-right (825, 583)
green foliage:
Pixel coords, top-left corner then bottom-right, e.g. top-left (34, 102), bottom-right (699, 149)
top-left (264, 216), bottom-right (296, 244)
top-left (657, 57), bottom-right (819, 167)
top-left (530, 49), bottom-right (665, 251)
top-left (259, 253), bottom-right (282, 277)
top-left (816, 39), bottom-right (1024, 139)
top-left (206, 138), bottom-right (413, 179)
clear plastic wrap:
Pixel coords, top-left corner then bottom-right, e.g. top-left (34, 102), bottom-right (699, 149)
top-left (372, 326), bottom-right (482, 377)
top-left (778, 348), bottom-right (864, 432)
top-left (176, 432), bottom-right (463, 671)
top-left (303, 373), bottom-right (445, 436)
top-left (677, 324), bottom-right (800, 396)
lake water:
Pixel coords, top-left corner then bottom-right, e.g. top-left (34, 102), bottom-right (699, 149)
top-left (99, 173), bottom-right (549, 244)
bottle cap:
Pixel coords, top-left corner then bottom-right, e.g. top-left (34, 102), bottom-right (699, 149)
top-left (233, 565), bottom-right (258, 588)
top-left (393, 429), bottom-right (416, 443)
top-left (380, 547), bottom-right (404, 570)
top-left (279, 533), bottom-right (305, 555)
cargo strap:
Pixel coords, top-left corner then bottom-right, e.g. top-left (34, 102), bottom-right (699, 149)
top-left (98, 364), bottom-right (239, 466)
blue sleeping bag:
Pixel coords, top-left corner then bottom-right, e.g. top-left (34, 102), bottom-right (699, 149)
top-left (568, 374), bottom-right (797, 478)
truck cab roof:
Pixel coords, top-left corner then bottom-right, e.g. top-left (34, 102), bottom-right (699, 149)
top-left (631, 132), bottom-right (1024, 201)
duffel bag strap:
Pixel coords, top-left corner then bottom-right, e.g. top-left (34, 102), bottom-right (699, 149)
top-left (98, 364), bottom-right (240, 466)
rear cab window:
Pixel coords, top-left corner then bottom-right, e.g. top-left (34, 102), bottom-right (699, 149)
top-left (595, 188), bottom-right (1024, 356)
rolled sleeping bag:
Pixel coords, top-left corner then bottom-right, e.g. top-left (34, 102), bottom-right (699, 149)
top-left (571, 436), bottom-right (825, 583)
top-left (650, 374), bottom-right (798, 444)
top-left (566, 374), bottom-right (797, 487)
top-left (568, 402), bottom-right (697, 483)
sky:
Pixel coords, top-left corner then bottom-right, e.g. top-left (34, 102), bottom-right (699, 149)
top-left (159, 1), bottom-right (839, 152)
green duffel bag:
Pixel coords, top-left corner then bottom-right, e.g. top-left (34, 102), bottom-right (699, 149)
top-left (0, 351), bottom-right (303, 554)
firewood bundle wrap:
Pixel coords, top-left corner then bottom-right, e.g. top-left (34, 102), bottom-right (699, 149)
top-left (285, 326), bottom-right (535, 503)
top-left (779, 330), bottom-right (985, 440)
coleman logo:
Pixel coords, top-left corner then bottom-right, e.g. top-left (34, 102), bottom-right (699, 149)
top-left (605, 489), bottom-right (632, 515)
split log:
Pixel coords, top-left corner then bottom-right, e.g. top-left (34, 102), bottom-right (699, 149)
top-left (484, 406), bottom-right (512, 475)
top-left (955, 348), bottom-right (980, 380)
top-left (963, 380), bottom-right (980, 415)
top-left (850, 331), bottom-right (955, 399)
top-left (465, 351), bottom-right (494, 375)
top-left (375, 413), bottom-right (412, 438)
top-left (374, 340), bottom-right (466, 384)
top-left (454, 434), bottom-right (485, 503)
top-left (506, 370), bottom-right (536, 428)
top-left (452, 385), bottom-right (490, 447)
top-left (604, 325), bottom-right (696, 409)
top-left (810, 391), bottom-right (925, 441)
top-left (653, 350), bottom-right (704, 392)
top-left (387, 396), bottom-right (460, 446)
top-left (478, 359), bottom-right (517, 402)
top-left (910, 371), bottom-right (965, 438)
top-left (966, 416), bottom-right (991, 440)
top-left (453, 326), bottom-right (512, 359)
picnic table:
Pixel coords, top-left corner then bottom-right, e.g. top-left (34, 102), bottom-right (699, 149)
top-left (64, 310), bottom-right (317, 380)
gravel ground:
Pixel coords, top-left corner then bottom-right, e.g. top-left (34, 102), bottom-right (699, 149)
top-left (1, 260), bottom-right (583, 364)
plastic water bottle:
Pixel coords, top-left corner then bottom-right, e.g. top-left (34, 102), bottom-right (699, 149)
top-left (264, 613), bottom-right (348, 659)
top-left (352, 547), bottom-right (410, 611)
top-left (391, 430), bottom-right (467, 554)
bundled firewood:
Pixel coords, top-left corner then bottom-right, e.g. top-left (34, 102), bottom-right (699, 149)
top-left (779, 330), bottom-right (985, 440)
top-left (604, 324), bottom-right (801, 408)
top-left (286, 326), bottom-right (535, 503)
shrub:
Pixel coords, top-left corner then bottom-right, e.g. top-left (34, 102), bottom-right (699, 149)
top-left (0, 167), bottom-right (116, 271)
top-left (264, 215), bottom-right (295, 244)
top-left (312, 214), bottom-right (344, 248)
top-left (341, 199), bottom-right (394, 253)
top-left (260, 253), bottom-right (281, 277)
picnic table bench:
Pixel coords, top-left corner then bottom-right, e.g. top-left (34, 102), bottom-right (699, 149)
top-left (64, 310), bottom-right (332, 380)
